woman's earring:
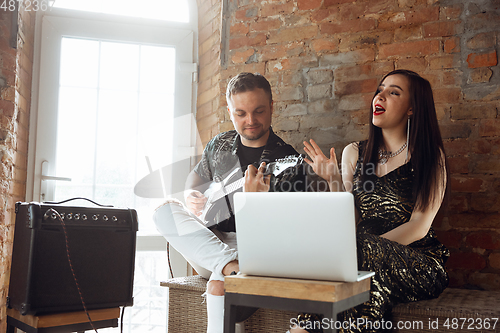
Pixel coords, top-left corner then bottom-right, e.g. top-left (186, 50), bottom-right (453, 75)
top-left (406, 117), bottom-right (410, 162)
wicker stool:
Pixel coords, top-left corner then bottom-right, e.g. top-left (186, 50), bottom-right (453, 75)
top-left (161, 276), bottom-right (297, 333)
top-left (392, 288), bottom-right (500, 332)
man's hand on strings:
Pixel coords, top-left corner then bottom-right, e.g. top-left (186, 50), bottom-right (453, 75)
top-left (184, 190), bottom-right (207, 216)
top-left (244, 162), bottom-right (270, 192)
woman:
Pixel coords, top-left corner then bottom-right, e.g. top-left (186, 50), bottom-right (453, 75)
top-left (291, 70), bottom-right (450, 332)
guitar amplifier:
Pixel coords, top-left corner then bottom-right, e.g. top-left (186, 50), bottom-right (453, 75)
top-left (8, 201), bottom-right (138, 315)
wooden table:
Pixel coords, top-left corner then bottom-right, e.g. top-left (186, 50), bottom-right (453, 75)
top-left (224, 274), bottom-right (371, 333)
top-left (6, 307), bottom-right (120, 333)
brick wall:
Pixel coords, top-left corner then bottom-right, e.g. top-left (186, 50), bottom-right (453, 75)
top-left (197, 0), bottom-right (500, 290)
top-left (0, 2), bottom-right (35, 330)
top-left (0, 2), bottom-right (498, 329)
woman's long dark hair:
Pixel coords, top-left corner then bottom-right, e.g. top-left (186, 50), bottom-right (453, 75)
top-left (361, 69), bottom-right (447, 212)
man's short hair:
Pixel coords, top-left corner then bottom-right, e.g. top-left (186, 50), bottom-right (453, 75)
top-left (226, 72), bottom-right (272, 105)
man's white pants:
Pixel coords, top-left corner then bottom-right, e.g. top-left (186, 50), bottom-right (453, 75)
top-left (153, 200), bottom-right (238, 333)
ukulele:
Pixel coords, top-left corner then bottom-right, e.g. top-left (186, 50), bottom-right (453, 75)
top-left (200, 155), bottom-right (304, 228)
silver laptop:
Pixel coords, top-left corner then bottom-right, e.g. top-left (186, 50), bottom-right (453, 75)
top-left (233, 192), bottom-right (374, 282)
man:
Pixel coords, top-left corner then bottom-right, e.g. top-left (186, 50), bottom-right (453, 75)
top-left (154, 72), bottom-right (305, 332)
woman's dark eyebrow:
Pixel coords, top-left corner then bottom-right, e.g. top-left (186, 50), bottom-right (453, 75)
top-left (380, 83), bottom-right (404, 91)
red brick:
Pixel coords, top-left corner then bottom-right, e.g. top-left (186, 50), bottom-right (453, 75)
top-left (339, 0), bottom-right (395, 20)
top-left (235, 8), bottom-right (257, 21)
top-left (450, 176), bottom-right (485, 192)
top-left (231, 49), bottom-right (255, 64)
top-left (451, 103), bottom-right (496, 120)
top-left (334, 64), bottom-right (373, 81)
top-left (435, 230), bottom-right (463, 249)
top-left (250, 19), bottom-right (281, 32)
top-left (444, 37), bottom-right (460, 53)
top-left (324, 0), bottom-right (353, 6)
top-left (446, 252), bottom-right (486, 270)
top-left (1, 51), bottom-right (16, 71)
top-left (450, 212), bottom-right (500, 228)
top-left (372, 61), bottom-right (395, 75)
top-left (449, 193), bottom-right (469, 213)
top-left (395, 57), bottom-right (426, 72)
top-left (335, 78), bottom-right (378, 96)
top-left (0, 99), bottom-right (15, 118)
top-left (267, 58), bottom-right (292, 73)
top-left (469, 67), bottom-right (493, 83)
top-left (311, 8), bottom-right (338, 23)
top-left (447, 156), bottom-right (469, 174)
top-left (297, 0), bottom-right (322, 10)
top-left (229, 33), bottom-right (266, 50)
top-left (471, 193), bottom-right (500, 213)
top-left (473, 155), bottom-right (500, 174)
top-left (378, 40), bottom-right (440, 59)
top-left (467, 51), bottom-right (498, 69)
top-left (311, 39), bottom-right (338, 53)
top-left (394, 26), bottom-right (422, 42)
top-left (429, 55), bottom-right (458, 70)
top-left (260, 1), bottom-right (294, 17)
top-left (432, 88), bottom-right (462, 104)
top-left (268, 25), bottom-right (318, 44)
top-left (442, 70), bottom-right (462, 86)
top-left (320, 18), bottom-right (376, 35)
top-left (466, 232), bottom-right (500, 250)
top-left (260, 45), bottom-right (287, 61)
top-left (466, 32), bottom-right (497, 50)
top-left (378, 7), bottom-right (440, 29)
top-left (440, 5), bottom-right (462, 20)
top-left (423, 20), bottom-right (461, 38)
top-left (230, 22), bottom-right (249, 35)
top-left (490, 253), bottom-right (500, 269)
top-left (472, 138), bottom-right (500, 155)
top-left (479, 119), bottom-right (500, 137)
top-left (338, 31), bottom-right (393, 52)
top-left (338, 93), bottom-right (373, 111)
top-left (1, 86), bottom-right (16, 102)
top-left (467, 12), bottom-right (500, 32)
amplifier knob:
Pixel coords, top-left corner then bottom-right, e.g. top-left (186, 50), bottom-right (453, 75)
top-left (67, 213), bottom-right (73, 220)
top-left (51, 212), bottom-right (57, 220)
top-left (82, 214), bottom-right (88, 220)
top-left (112, 216), bottom-right (118, 222)
top-left (92, 214), bottom-right (99, 221)
top-left (74, 213), bottom-right (80, 220)
top-left (103, 215), bottom-right (108, 221)
top-left (60, 213), bottom-right (65, 220)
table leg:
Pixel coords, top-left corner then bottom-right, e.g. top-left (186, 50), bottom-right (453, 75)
top-left (6, 322), bottom-right (16, 333)
top-left (224, 293), bottom-right (238, 333)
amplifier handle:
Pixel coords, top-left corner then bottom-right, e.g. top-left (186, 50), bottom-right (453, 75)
top-left (43, 197), bottom-right (114, 207)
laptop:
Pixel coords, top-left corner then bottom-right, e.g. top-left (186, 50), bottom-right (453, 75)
top-left (233, 192), bottom-right (374, 282)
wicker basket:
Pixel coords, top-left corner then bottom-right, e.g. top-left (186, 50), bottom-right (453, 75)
top-left (392, 288), bottom-right (500, 332)
top-left (162, 275), bottom-right (297, 333)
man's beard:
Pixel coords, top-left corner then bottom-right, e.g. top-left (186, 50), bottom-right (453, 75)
top-left (241, 126), bottom-right (268, 142)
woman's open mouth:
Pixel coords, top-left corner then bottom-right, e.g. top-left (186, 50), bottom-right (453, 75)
top-left (373, 104), bottom-right (386, 116)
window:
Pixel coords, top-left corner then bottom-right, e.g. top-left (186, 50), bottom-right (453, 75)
top-left (53, 0), bottom-right (189, 22)
top-left (28, 3), bottom-right (197, 332)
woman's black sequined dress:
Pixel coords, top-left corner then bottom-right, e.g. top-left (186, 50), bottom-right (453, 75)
top-left (336, 142), bottom-right (449, 332)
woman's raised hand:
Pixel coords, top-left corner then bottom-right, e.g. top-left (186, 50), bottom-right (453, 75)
top-left (303, 139), bottom-right (341, 184)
